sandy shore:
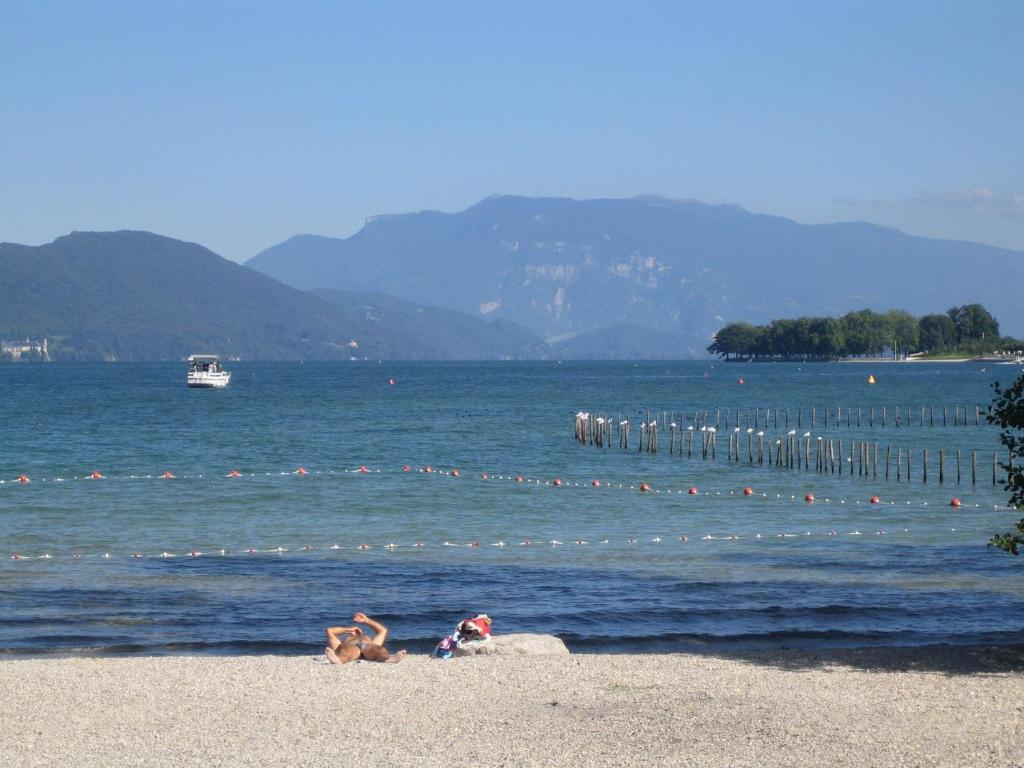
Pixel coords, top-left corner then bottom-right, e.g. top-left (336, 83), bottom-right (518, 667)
top-left (3, 646), bottom-right (1022, 767)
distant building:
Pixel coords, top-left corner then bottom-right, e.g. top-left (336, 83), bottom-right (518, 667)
top-left (1, 338), bottom-right (50, 361)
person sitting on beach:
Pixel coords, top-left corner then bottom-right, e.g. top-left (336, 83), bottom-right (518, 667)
top-left (432, 614), bottom-right (493, 659)
top-left (325, 612), bottom-right (407, 664)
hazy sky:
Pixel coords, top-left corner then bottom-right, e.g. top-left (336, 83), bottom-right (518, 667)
top-left (2, 1), bottom-right (1021, 262)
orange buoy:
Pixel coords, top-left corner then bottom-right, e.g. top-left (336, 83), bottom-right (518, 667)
top-left (591, 479), bottom-right (601, 487)
top-left (553, 478), bottom-right (562, 486)
top-left (688, 486), bottom-right (698, 495)
top-left (402, 465), bottom-right (411, 472)
top-left (869, 496), bottom-right (881, 504)
top-left (298, 467), bottom-right (309, 475)
top-left (639, 482), bottom-right (650, 492)
top-left (358, 465), bottom-right (369, 473)
top-left (90, 470), bottom-right (103, 479)
top-left (229, 469), bottom-right (241, 478)
top-left (451, 469), bottom-right (460, 477)
top-left (515, 475), bottom-right (524, 483)
top-left (743, 487), bottom-right (753, 496)
top-left (950, 497), bottom-right (962, 507)
top-left (804, 493), bottom-right (815, 503)
top-left (424, 466), bottom-right (434, 474)
top-left (162, 471), bottom-right (174, 479)
top-left (18, 474), bottom-right (29, 484)
top-left (481, 472), bottom-right (489, 480)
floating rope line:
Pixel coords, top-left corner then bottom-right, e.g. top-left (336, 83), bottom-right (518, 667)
top-left (0, 465), bottom-right (1013, 513)
top-left (16, 525), bottom-right (992, 562)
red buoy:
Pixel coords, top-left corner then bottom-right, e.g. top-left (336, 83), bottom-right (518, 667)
top-left (950, 497), bottom-right (962, 507)
top-left (743, 487), bottom-right (753, 496)
top-left (738, 377), bottom-right (745, 384)
top-left (481, 472), bottom-right (489, 480)
top-left (688, 486), bottom-right (698, 495)
top-left (515, 475), bottom-right (524, 483)
top-left (591, 479), bottom-right (601, 487)
top-left (162, 471), bottom-right (174, 479)
top-left (229, 470), bottom-right (241, 478)
top-left (388, 378), bottom-right (396, 385)
top-left (639, 482), bottom-right (650, 492)
top-left (18, 474), bottom-right (29, 484)
top-left (402, 465), bottom-right (411, 472)
top-left (296, 467), bottom-right (308, 475)
top-left (358, 465), bottom-right (369, 473)
top-left (90, 470), bottom-right (103, 479)
top-left (553, 478), bottom-right (562, 487)
top-left (424, 466), bottom-right (434, 474)
top-left (869, 496), bottom-right (881, 504)
top-left (804, 493), bottom-right (815, 503)
top-left (451, 469), bottom-right (460, 477)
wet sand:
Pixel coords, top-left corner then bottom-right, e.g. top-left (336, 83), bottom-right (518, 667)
top-left (2, 645), bottom-right (1022, 767)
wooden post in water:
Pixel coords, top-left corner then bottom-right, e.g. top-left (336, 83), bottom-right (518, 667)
top-left (812, 407), bottom-right (816, 428)
top-left (858, 407), bottom-right (862, 427)
top-left (920, 406), bottom-right (924, 426)
top-left (885, 445), bottom-right (891, 480)
top-left (870, 406), bottom-right (875, 427)
top-left (939, 449), bottom-right (944, 483)
top-left (975, 405), bottom-right (980, 426)
top-left (838, 439), bottom-right (844, 475)
top-left (873, 443), bottom-right (878, 478)
top-left (957, 449), bottom-right (961, 484)
top-left (896, 406), bottom-right (900, 427)
top-left (907, 449), bottom-right (912, 483)
top-left (930, 406), bottom-right (935, 427)
top-left (943, 406), bottom-right (947, 427)
top-left (882, 407), bottom-right (887, 427)
top-left (897, 447), bottom-right (902, 481)
top-left (798, 407), bottom-right (802, 428)
top-left (972, 451), bottom-right (977, 486)
top-left (923, 449), bottom-right (928, 482)
top-left (993, 453), bottom-right (998, 485)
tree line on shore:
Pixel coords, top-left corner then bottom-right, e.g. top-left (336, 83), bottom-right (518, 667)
top-left (708, 304), bottom-right (1021, 360)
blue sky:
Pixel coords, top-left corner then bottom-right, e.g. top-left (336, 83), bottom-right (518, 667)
top-left (1, 1), bottom-right (1021, 262)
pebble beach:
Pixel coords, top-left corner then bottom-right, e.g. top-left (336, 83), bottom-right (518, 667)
top-left (3, 645), bottom-right (1022, 767)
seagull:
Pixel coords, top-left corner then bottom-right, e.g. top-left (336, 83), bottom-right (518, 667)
top-left (787, 429), bottom-right (796, 435)
top-left (687, 425), bottom-right (694, 431)
top-left (756, 431), bottom-right (764, 436)
top-left (803, 431), bottom-right (811, 437)
top-left (746, 428), bottom-right (754, 433)
top-left (733, 427), bottom-right (740, 432)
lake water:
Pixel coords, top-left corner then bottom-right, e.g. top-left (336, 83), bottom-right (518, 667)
top-left (2, 361), bottom-right (1023, 655)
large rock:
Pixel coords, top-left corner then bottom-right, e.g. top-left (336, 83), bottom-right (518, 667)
top-left (453, 633), bottom-right (569, 657)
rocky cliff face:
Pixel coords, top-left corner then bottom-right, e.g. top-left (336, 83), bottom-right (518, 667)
top-left (247, 194), bottom-right (1024, 355)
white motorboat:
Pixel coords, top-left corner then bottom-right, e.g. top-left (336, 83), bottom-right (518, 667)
top-left (996, 353), bottom-right (1024, 365)
top-left (187, 355), bottom-right (231, 388)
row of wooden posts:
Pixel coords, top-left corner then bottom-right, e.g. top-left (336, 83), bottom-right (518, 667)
top-left (573, 411), bottom-right (1011, 487)
top-left (578, 403), bottom-right (989, 435)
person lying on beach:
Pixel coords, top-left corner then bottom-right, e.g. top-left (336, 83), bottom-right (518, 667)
top-left (325, 612), bottom-right (407, 664)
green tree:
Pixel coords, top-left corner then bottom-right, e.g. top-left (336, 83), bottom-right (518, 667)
top-left (919, 314), bottom-right (957, 352)
top-left (884, 309), bottom-right (920, 355)
top-left (841, 309), bottom-right (888, 356)
top-left (708, 322), bottom-right (760, 358)
top-left (988, 372), bottom-right (1024, 554)
top-left (948, 304), bottom-right (999, 343)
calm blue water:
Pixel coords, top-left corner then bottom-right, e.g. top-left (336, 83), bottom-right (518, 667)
top-left (2, 361), bottom-right (1023, 656)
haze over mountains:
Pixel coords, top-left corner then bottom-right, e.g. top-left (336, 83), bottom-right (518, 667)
top-left (2, 195), bottom-right (1021, 361)
top-left (249, 195), bottom-right (1024, 354)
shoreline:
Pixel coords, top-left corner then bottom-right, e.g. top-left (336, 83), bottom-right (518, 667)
top-left (3, 644), bottom-right (1022, 767)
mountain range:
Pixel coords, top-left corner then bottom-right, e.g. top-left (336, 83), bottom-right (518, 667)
top-left (2, 195), bottom-right (1021, 361)
top-left (249, 195), bottom-right (1024, 353)
top-left (0, 231), bottom-right (539, 360)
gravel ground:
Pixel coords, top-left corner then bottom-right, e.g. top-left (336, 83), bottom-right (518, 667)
top-left (2, 646), bottom-right (1022, 767)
